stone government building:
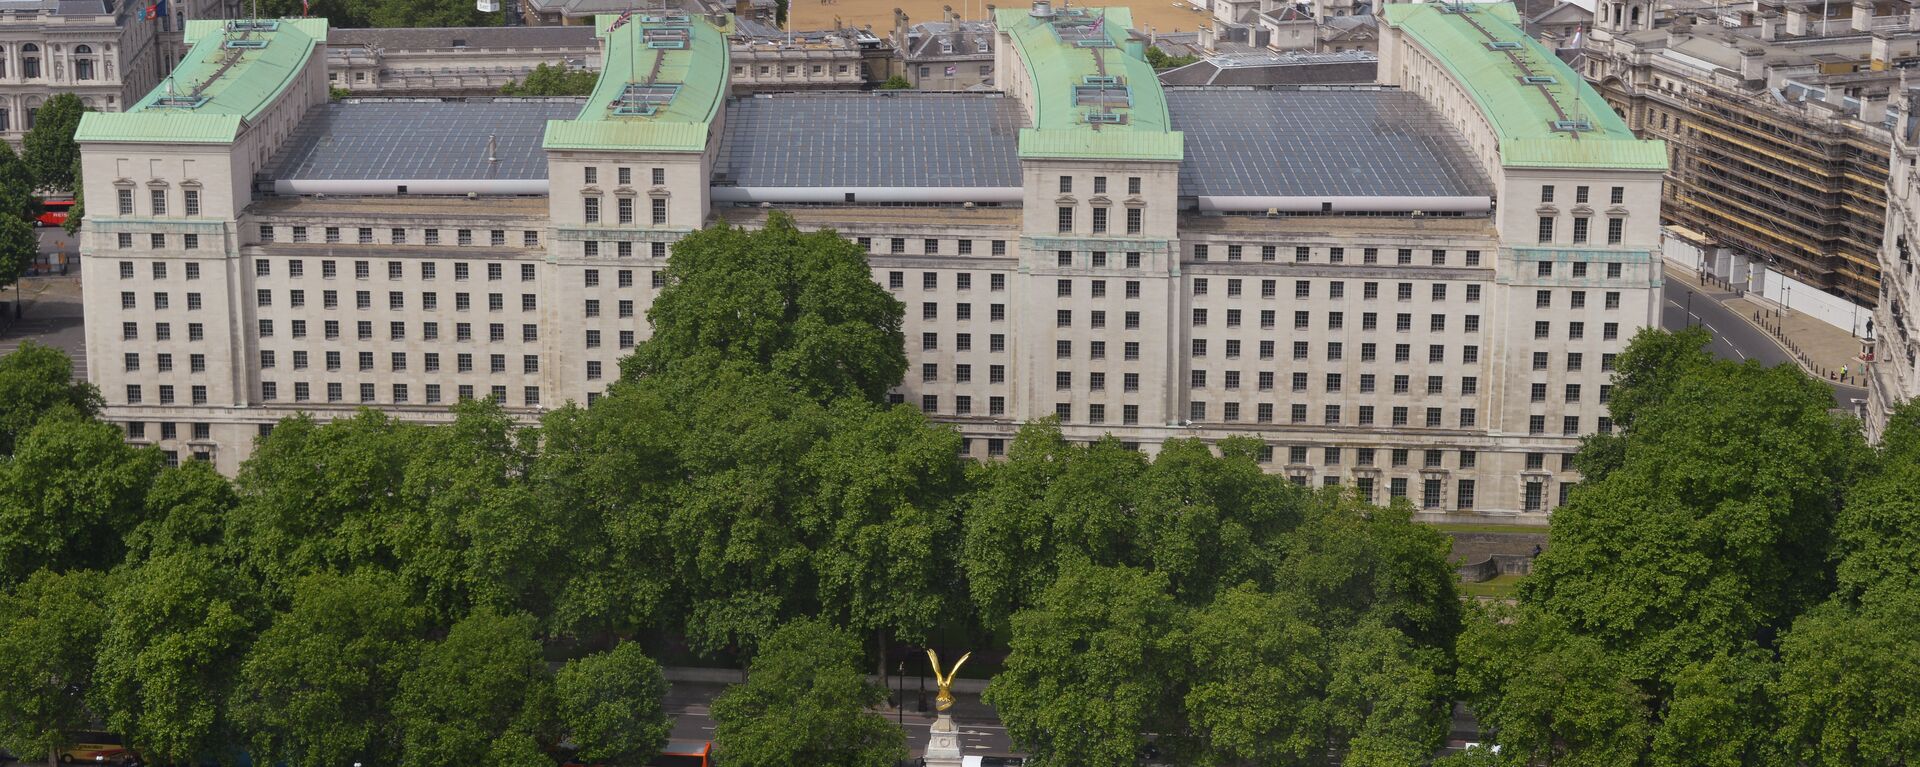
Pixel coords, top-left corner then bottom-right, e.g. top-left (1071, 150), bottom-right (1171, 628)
top-left (74, 1), bottom-right (1666, 519)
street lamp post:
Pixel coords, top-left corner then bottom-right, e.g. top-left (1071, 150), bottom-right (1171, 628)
top-left (896, 661), bottom-right (905, 729)
top-left (1685, 289), bottom-right (1693, 327)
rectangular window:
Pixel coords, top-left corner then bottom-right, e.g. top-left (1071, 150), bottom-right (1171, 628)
top-left (1537, 216), bottom-right (1554, 243)
top-left (1057, 206), bottom-right (1073, 233)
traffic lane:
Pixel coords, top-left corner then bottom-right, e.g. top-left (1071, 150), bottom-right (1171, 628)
top-left (660, 680), bottom-right (1020, 758)
top-left (1660, 281), bottom-right (1866, 406)
top-left (1660, 281), bottom-right (1788, 366)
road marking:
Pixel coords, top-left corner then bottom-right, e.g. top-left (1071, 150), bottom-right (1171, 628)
top-left (1704, 323), bottom-right (1717, 334)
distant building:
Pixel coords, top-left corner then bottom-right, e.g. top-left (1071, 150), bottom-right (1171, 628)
top-left (1869, 85), bottom-right (1920, 438)
top-left (1579, 0), bottom-right (1918, 305)
top-left (326, 26), bottom-right (600, 96)
top-left (893, 8), bottom-right (994, 89)
top-left (1524, 0), bottom-right (1591, 48)
top-left (730, 23), bottom-right (880, 90)
top-left (78, 4), bottom-right (1667, 521)
top-left (1202, 0), bottom-right (1378, 54)
top-left (1156, 48), bottom-right (1376, 85)
top-left (0, 0), bottom-right (233, 145)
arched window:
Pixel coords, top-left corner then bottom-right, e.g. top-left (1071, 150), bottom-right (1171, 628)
top-left (73, 44), bottom-right (92, 80)
top-left (21, 43), bottom-right (40, 79)
top-left (1630, 5), bottom-right (1642, 25)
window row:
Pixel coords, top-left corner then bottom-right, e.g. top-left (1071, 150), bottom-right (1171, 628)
top-left (886, 271), bottom-right (1009, 292)
top-left (256, 381), bottom-right (545, 407)
top-left (582, 241), bottom-right (671, 259)
top-left (256, 225), bottom-right (540, 248)
top-left (1189, 244), bottom-right (1484, 266)
top-left (581, 196), bottom-right (669, 226)
top-left (113, 187), bottom-right (202, 218)
top-left (861, 237), bottom-right (1010, 257)
top-left (581, 165), bottom-right (668, 188)
top-left (251, 258), bottom-right (540, 282)
top-left (1191, 278), bottom-right (1488, 303)
top-left (253, 350), bottom-right (546, 375)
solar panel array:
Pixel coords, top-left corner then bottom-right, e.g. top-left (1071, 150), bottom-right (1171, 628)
top-left (266, 101), bottom-right (583, 182)
top-left (717, 94), bottom-right (1026, 188)
top-left (1166, 89), bottom-right (1494, 199)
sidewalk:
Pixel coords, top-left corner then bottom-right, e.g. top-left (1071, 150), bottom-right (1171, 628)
top-left (1666, 267), bottom-right (1869, 387)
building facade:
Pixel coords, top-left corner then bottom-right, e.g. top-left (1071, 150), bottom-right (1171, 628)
top-left (78, 3), bottom-right (1664, 520)
top-left (0, 0), bottom-right (232, 143)
top-left (1579, 0), bottom-right (1918, 306)
top-left (1868, 85), bottom-right (1920, 439)
top-left (325, 26), bottom-right (601, 96)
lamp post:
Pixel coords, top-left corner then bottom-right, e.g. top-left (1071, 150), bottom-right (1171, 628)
top-left (1685, 289), bottom-right (1693, 327)
top-left (896, 661), bottom-right (905, 729)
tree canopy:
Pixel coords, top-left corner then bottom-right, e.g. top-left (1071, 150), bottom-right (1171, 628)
top-left (22, 94), bottom-right (86, 191)
top-left (710, 619), bottom-right (904, 767)
top-left (500, 63), bottom-right (599, 96)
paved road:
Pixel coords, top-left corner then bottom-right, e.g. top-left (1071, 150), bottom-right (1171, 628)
top-left (1659, 279), bottom-right (1866, 407)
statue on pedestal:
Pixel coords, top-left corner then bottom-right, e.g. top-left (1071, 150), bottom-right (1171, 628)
top-left (924, 649), bottom-right (971, 767)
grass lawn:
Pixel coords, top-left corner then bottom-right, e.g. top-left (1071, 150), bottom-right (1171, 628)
top-left (1458, 573), bottom-right (1525, 599)
top-left (1432, 522), bottom-right (1550, 536)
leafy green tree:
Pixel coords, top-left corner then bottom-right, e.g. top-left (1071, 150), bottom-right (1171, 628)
top-left (799, 401), bottom-right (964, 664)
top-left (624, 212), bottom-right (906, 404)
top-left (1275, 492), bottom-right (1460, 649)
top-left (0, 413), bottom-right (161, 586)
top-left (987, 563), bottom-right (1183, 767)
top-left (93, 547), bottom-right (262, 764)
top-left (60, 156), bottom-right (81, 235)
top-left (22, 94), bottom-right (85, 191)
top-left (1143, 45), bottom-right (1199, 69)
top-left (0, 141), bottom-right (36, 221)
top-left (529, 398), bottom-right (678, 638)
top-left (229, 410), bottom-right (417, 597)
top-left (231, 571), bottom-right (426, 767)
top-left (877, 74), bottom-right (913, 89)
top-left (390, 398), bottom-right (559, 624)
top-left (0, 568), bottom-right (109, 767)
top-left (0, 215), bottom-right (37, 304)
top-left (650, 366), bottom-right (828, 657)
top-left (0, 341), bottom-right (100, 455)
top-left (123, 460), bottom-right (236, 567)
top-left (1325, 620), bottom-right (1451, 766)
top-left (1522, 352), bottom-right (1856, 685)
top-left (1649, 648), bottom-right (1781, 767)
top-left (1774, 598), bottom-right (1920, 765)
top-left (501, 63), bottom-right (599, 96)
top-left (1181, 586), bottom-right (1329, 765)
top-left (1133, 437), bottom-right (1304, 606)
top-left (710, 618), bottom-right (903, 767)
top-left (961, 424), bottom-right (1149, 630)
top-left (1453, 606), bottom-right (1653, 767)
top-left (554, 643), bottom-right (672, 766)
top-left (393, 608), bottom-right (553, 767)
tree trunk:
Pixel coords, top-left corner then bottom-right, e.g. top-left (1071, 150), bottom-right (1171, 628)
top-left (876, 626), bottom-right (889, 683)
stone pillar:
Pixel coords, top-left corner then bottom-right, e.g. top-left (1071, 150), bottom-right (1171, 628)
top-left (1874, 29), bottom-right (1892, 69)
top-left (924, 714), bottom-right (963, 767)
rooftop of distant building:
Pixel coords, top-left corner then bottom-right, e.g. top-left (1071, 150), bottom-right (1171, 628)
top-left (542, 12), bottom-right (730, 153)
top-left (76, 18), bottom-right (329, 144)
top-left (1385, 2), bottom-right (1666, 169)
top-left (994, 4), bottom-right (1183, 161)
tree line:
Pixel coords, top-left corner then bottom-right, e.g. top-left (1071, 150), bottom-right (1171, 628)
top-left (0, 213), bottom-right (1916, 765)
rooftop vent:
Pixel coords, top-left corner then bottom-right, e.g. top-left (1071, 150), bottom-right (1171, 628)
top-left (1485, 40), bottom-right (1522, 50)
top-left (1073, 83), bottom-right (1130, 107)
top-left (224, 38), bottom-right (270, 49)
top-left (644, 27), bottom-right (690, 49)
top-left (1083, 75), bottom-right (1119, 85)
top-left (1552, 119), bottom-right (1594, 132)
top-left (1520, 75), bottom-right (1557, 84)
top-left (642, 13), bottom-right (690, 22)
top-left (227, 19), bottom-right (278, 31)
top-left (153, 95), bottom-right (209, 109)
top-left (1437, 2), bottom-right (1475, 13)
top-left (1053, 17), bottom-right (1112, 47)
top-left (611, 82), bottom-right (680, 115)
top-left (1085, 111), bottom-right (1125, 124)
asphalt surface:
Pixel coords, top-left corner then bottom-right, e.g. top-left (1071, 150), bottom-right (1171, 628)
top-left (1659, 279), bottom-right (1866, 408)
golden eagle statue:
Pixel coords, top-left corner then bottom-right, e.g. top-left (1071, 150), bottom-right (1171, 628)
top-left (926, 649), bottom-right (972, 713)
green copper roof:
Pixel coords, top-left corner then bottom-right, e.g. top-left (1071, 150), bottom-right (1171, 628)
top-left (542, 13), bottom-right (728, 152)
top-left (994, 6), bottom-right (1182, 162)
top-left (75, 18), bottom-right (327, 144)
top-left (1384, 2), bottom-right (1666, 170)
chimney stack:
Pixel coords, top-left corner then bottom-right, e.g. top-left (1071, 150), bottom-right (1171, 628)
top-left (1853, 0), bottom-right (1873, 32)
top-left (1875, 29), bottom-right (1893, 69)
top-left (1863, 90), bottom-right (1891, 123)
top-left (1786, 2), bottom-right (1808, 34)
top-left (1740, 46), bottom-right (1766, 79)
top-left (1760, 10), bottom-right (1780, 39)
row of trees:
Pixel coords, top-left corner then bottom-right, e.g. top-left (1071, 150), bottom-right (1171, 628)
top-left (3, 211), bottom-right (1919, 765)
